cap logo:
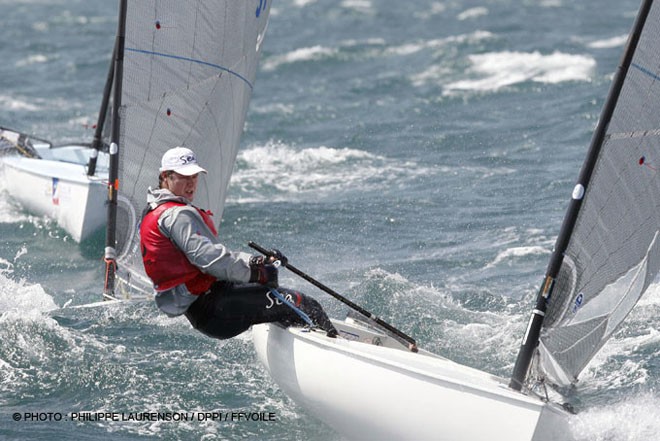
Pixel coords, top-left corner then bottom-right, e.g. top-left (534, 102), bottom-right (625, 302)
top-left (178, 154), bottom-right (196, 165)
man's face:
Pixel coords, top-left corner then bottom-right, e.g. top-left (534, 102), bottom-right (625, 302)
top-left (164, 171), bottom-right (199, 201)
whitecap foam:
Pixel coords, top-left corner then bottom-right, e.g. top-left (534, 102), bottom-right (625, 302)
top-left (636, 281), bottom-right (660, 307)
top-left (384, 31), bottom-right (493, 58)
top-left (0, 190), bottom-right (30, 223)
top-left (489, 246), bottom-right (551, 267)
top-left (15, 54), bottom-right (49, 67)
top-left (413, 2), bottom-right (447, 19)
top-left (575, 286), bottom-right (660, 395)
top-left (411, 64), bottom-right (454, 87)
top-left (229, 141), bottom-right (429, 202)
top-left (261, 45), bottom-right (338, 71)
top-left (352, 267), bottom-right (522, 375)
top-left (263, 31), bottom-right (494, 72)
top-left (0, 241), bottom-right (56, 316)
top-left (443, 51), bottom-right (596, 94)
top-left (292, 0), bottom-right (317, 6)
top-left (250, 102), bottom-right (295, 116)
top-left (0, 94), bottom-right (41, 111)
top-left (340, 0), bottom-right (373, 14)
top-left (457, 7), bottom-right (488, 21)
top-left (0, 271), bottom-right (58, 314)
top-left (571, 392), bottom-right (660, 441)
top-left (0, 308), bottom-right (63, 395)
top-left (587, 34), bottom-right (628, 49)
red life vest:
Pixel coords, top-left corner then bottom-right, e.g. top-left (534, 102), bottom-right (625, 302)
top-left (140, 201), bottom-right (218, 295)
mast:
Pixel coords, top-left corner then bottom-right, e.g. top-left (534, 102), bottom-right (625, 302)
top-left (87, 41), bottom-right (116, 177)
top-left (103, 0), bottom-right (128, 298)
top-left (509, 0), bottom-right (654, 391)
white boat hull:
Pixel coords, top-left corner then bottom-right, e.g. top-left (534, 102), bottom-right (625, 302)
top-left (252, 319), bottom-right (573, 441)
top-left (1, 145), bottom-right (108, 242)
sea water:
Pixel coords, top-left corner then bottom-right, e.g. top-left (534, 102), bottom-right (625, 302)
top-left (1, 0), bottom-right (659, 440)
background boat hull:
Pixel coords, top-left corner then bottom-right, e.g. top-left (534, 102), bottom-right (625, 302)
top-left (1, 149), bottom-right (107, 242)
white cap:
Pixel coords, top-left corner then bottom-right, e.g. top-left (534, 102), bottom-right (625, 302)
top-left (159, 147), bottom-right (207, 176)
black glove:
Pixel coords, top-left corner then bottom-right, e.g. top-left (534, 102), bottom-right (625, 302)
top-left (268, 248), bottom-right (288, 266)
top-left (249, 256), bottom-right (279, 288)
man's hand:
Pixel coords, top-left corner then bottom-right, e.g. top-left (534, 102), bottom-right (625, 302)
top-left (249, 256), bottom-right (278, 287)
top-left (267, 248), bottom-right (288, 266)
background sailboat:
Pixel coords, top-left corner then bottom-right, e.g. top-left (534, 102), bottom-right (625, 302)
top-left (0, 32), bottom-right (117, 243)
top-left (0, 128), bottom-right (109, 243)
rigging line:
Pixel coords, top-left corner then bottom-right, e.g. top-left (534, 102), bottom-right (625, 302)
top-left (125, 47), bottom-right (254, 90)
top-left (269, 288), bottom-right (315, 327)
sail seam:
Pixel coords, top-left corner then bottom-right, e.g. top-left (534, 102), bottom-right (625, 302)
top-left (125, 47), bottom-right (254, 90)
top-left (632, 62), bottom-right (660, 82)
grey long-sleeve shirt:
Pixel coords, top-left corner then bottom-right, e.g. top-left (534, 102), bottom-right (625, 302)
top-left (145, 188), bottom-right (253, 316)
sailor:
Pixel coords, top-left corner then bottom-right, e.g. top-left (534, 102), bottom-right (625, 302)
top-left (140, 146), bottom-right (337, 339)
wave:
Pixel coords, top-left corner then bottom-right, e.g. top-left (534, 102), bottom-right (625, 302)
top-left (261, 45), bottom-right (339, 71)
top-left (15, 53), bottom-right (50, 67)
top-left (457, 7), bottom-right (489, 21)
top-left (578, 285), bottom-right (660, 387)
top-left (340, 0), bottom-right (374, 14)
top-left (261, 30), bottom-right (495, 71)
top-left (291, 0), bottom-right (318, 6)
top-left (587, 34), bottom-right (628, 49)
top-left (488, 245), bottom-right (551, 267)
top-left (571, 392), bottom-right (660, 441)
top-left (443, 51), bottom-right (596, 94)
top-left (229, 141), bottom-right (430, 202)
top-left (0, 94), bottom-right (41, 111)
top-left (0, 185), bottom-right (32, 224)
top-left (349, 266), bottom-right (660, 386)
top-left (0, 271), bottom-right (57, 314)
top-left (341, 267), bottom-right (524, 378)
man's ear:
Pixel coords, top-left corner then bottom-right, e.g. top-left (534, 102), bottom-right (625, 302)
top-left (159, 171), bottom-right (169, 188)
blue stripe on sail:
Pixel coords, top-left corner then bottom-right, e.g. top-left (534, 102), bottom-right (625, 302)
top-left (632, 62), bottom-right (660, 82)
top-left (125, 47), bottom-right (254, 90)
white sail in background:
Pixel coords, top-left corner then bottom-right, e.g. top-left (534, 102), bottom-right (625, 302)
top-left (537, 0), bottom-right (660, 386)
top-left (110, 1), bottom-right (271, 294)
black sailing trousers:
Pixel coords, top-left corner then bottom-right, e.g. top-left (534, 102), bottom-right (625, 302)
top-left (184, 281), bottom-right (336, 340)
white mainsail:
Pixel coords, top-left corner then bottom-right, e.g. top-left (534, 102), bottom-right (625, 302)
top-left (516, 0), bottom-right (660, 387)
top-left (107, 1), bottom-right (271, 295)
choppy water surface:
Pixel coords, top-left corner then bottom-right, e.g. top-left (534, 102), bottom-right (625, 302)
top-left (1, 1), bottom-right (658, 440)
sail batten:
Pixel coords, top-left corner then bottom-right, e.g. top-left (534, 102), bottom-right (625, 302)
top-left (607, 129), bottom-right (660, 139)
